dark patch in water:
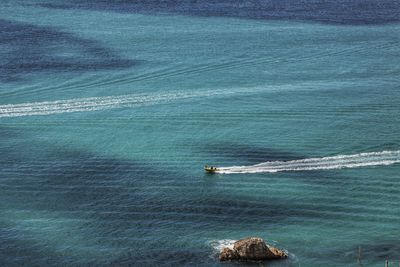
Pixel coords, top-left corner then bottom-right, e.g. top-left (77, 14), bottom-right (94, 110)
top-left (0, 19), bottom-right (137, 83)
top-left (0, 222), bottom-right (70, 266)
top-left (0, 145), bottom-right (182, 265)
top-left (37, 0), bottom-right (400, 25)
top-left (37, 3), bottom-right (74, 10)
top-left (0, 146), bottom-right (321, 224)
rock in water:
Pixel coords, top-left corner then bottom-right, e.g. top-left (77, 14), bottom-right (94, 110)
top-left (267, 245), bottom-right (288, 259)
top-left (219, 237), bottom-right (287, 261)
top-left (234, 237), bottom-right (272, 259)
top-left (219, 247), bottom-right (239, 261)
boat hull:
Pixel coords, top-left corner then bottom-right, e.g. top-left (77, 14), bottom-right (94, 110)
top-left (204, 166), bottom-right (218, 173)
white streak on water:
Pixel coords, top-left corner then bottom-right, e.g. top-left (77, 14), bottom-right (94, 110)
top-left (0, 87), bottom-right (260, 118)
top-left (216, 150), bottom-right (400, 174)
top-left (210, 239), bottom-right (236, 252)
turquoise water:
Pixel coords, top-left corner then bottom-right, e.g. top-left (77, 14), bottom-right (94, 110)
top-left (1, 1), bottom-right (400, 266)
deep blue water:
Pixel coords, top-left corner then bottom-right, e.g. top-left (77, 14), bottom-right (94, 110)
top-left (1, 1), bottom-right (400, 266)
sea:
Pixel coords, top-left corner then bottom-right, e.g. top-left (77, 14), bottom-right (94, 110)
top-left (1, 1), bottom-right (400, 266)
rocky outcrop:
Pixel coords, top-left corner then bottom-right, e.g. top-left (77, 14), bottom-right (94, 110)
top-left (219, 237), bottom-right (287, 261)
top-left (219, 247), bottom-right (239, 261)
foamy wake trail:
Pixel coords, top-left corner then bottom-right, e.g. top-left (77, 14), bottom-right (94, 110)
top-left (0, 87), bottom-right (256, 118)
top-left (217, 150), bottom-right (400, 174)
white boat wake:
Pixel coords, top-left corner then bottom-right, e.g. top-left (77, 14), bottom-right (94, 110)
top-left (0, 87), bottom-right (260, 118)
top-left (216, 150), bottom-right (400, 174)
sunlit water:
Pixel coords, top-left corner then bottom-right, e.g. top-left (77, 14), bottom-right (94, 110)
top-left (1, 1), bottom-right (400, 266)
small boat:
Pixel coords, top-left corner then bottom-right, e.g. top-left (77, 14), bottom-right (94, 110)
top-left (204, 165), bottom-right (218, 173)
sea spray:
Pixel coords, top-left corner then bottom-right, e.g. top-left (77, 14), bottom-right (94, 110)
top-left (210, 239), bottom-right (236, 252)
